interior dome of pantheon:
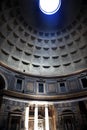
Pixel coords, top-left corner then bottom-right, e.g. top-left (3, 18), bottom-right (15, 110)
top-left (0, 0), bottom-right (87, 77)
top-left (0, 1), bottom-right (87, 130)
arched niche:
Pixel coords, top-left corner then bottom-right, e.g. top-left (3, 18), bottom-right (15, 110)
top-left (0, 74), bottom-right (6, 90)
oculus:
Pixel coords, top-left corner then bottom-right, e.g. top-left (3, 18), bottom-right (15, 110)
top-left (39, 0), bottom-right (61, 15)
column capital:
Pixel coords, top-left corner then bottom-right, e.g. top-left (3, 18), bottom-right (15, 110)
top-left (35, 104), bottom-right (38, 108)
top-left (45, 104), bottom-right (49, 108)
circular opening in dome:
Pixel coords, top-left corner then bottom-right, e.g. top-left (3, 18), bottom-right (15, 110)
top-left (39, 0), bottom-right (61, 15)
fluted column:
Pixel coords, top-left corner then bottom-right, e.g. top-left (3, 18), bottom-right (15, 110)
top-left (34, 104), bottom-right (38, 130)
top-left (45, 105), bottom-right (49, 130)
top-left (25, 106), bottom-right (29, 130)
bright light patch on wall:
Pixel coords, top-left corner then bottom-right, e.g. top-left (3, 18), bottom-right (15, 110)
top-left (39, 0), bottom-right (61, 15)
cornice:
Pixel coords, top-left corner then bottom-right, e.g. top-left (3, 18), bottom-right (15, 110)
top-left (2, 90), bottom-right (87, 101)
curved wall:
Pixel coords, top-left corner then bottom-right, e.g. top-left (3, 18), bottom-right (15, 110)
top-left (0, 65), bottom-right (87, 100)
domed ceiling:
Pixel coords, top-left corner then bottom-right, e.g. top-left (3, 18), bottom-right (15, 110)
top-left (0, 0), bottom-right (87, 77)
top-left (20, 0), bottom-right (81, 31)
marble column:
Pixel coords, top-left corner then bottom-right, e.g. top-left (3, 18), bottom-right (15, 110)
top-left (34, 104), bottom-right (38, 130)
top-left (45, 105), bottom-right (49, 130)
top-left (25, 106), bottom-right (29, 130)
